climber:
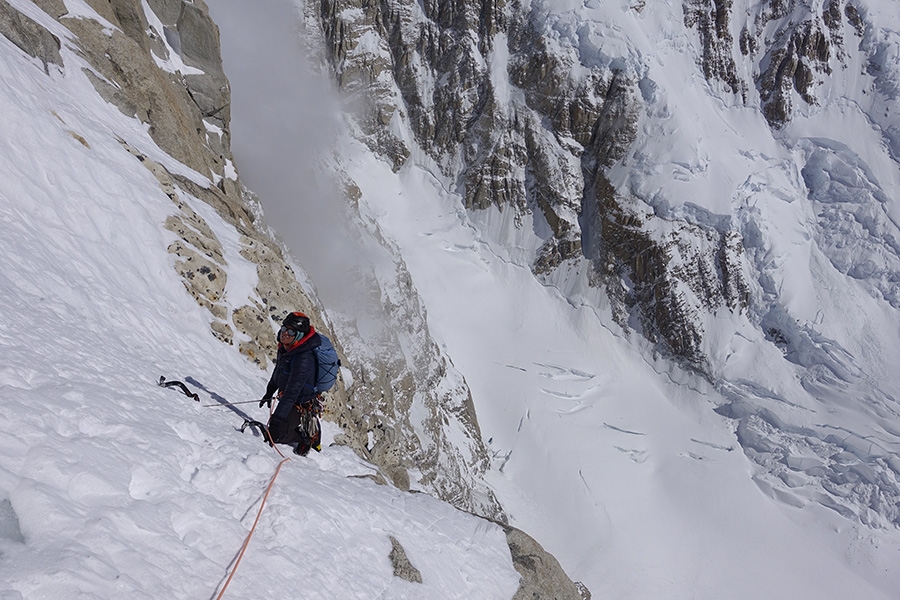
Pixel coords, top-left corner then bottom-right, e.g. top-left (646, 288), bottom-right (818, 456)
top-left (259, 311), bottom-right (323, 456)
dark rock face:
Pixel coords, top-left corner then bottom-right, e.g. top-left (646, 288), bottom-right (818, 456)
top-left (0, 0), bottom-right (62, 73)
top-left (580, 174), bottom-right (749, 370)
top-left (683, 0), bottom-right (744, 97)
top-left (684, 1), bottom-right (866, 130)
top-left (750, 2), bottom-right (856, 129)
top-left (758, 21), bottom-right (832, 128)
top-left (178, 2), bottom-right (231, 120)
top-left (313, 0), bottom-right (757, 373)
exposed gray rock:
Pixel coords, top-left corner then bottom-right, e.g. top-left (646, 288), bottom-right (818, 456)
top-left (0, 0), bottom-right (61, 73)
top-left (147, 0), bottom-right (183, 26)
top-left (724, 1), bottom-right (846, 129)
top-left (48, 0), bottom-right (236, 195)
top-left (580, 170), bottom-right (749, 373)
top-left (388, 536), bottom-right (422, 583)
top-left (758, 21), bottom-right (832, 128)
top-left (31, 0), bottom-right (67, 20)
top-left (65, 16), bottom-right (213, 175)
top-left (504, 524), bottom-right (588, 600)
top-left (178, 1), bottom-right (231, 120)
top-left (318, 0), bottom-right (410, 170)
top-left (83, 69), bottom-right (138, 118)
top-left (580, 70), bottom-right (639, 171)
top-left (108, 0), bottom-right (151, 50)
top-left (0, 498), bottom-right (24, 544)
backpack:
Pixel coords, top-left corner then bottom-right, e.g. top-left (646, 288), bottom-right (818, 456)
top-left (312, 333), bottom-right (341, 392)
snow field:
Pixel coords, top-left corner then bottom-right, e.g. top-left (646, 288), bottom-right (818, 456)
top-left (336, 139), bottom-right (900, 599)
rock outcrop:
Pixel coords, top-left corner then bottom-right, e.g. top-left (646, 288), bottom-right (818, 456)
top-left (0, 0), bottom-right (61, 72)
top-left (388, 535), bottom-right (423, 583)
top-left (504, 524), bottom-right (590, 600)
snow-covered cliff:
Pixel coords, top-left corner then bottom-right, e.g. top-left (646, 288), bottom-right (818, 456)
top-left (206, 0), bottom-right (900, 596)
top-left (291, 0), bottom-right (900, 530)
top-left (6, 0), bottom-right (900, 596)
top-left (0, 0), bottom-right (583, 597)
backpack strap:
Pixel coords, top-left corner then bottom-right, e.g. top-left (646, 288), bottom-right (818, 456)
top-left (310, 348), bottom-right (320, 393)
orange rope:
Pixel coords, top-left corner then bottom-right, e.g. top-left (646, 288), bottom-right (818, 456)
top-left (213, 453), bottom-right (290, 599)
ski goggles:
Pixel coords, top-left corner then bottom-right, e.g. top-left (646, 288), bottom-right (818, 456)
top-left (278, 327), bottom-right (298, 338)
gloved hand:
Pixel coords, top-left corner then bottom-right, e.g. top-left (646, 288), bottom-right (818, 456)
top-left (260, 381), bottom-right (278, 408)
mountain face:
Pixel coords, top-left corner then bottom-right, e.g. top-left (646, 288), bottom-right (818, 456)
top-left (1, 0), bottom-right (588, 595)
top-left (6, 0), bottom-right (900, 594)
top-left (303, 0), bottom-right (900, 531)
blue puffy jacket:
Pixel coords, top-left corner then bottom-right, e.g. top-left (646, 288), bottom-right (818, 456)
top-left (265, 329), bottom-right (322, 421)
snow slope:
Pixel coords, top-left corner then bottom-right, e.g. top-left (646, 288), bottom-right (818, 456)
top-left (209, 0), bottom-right (900, 598)
top-left (0, 14), bottom-right (519, 600)
top-left (344, 148), bottom-right (900, 600)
